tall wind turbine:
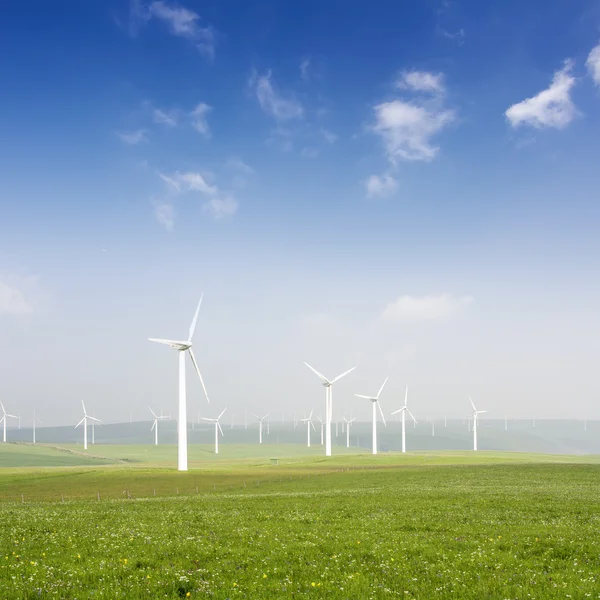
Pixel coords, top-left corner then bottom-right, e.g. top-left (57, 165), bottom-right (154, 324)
top-left (29, 409), bottom-right (43, 444)
top-left (202, 408), bottom-right (226, 454)
top-left (469, 397), bottom-right (486, 451)
top-left (254, 413), bottom-right (268, 444)
top-left (149, 407), bottom-right (169, 446)
top-left (149, 296), bottom-right (210, 471)
top-left (317, 416), bottom-right (325, 445)
top-left (303, 363), bottom-right (355, 457)
top-left (0, 402), bottom-right (17, 443)
top-left (75, 401), bottom-right (100, 450)
top-left (300, 411), bottom-right (316, 448)
top-left (355, 378), bottom-right (388, 455)
top-left (343, 416), bottom-right (355, 448)
top-left (391, 386), bottom-right (417, 453)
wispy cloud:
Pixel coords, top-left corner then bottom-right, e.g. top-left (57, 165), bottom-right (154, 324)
top-left (587, 42), bottom-right (600, 86)
top-left (117, 129), bottom-right (148, 145)
top-left (300, 58), bottom-right (311, 82)
top-left (154, 169), bottom-right (238, 228)
top-left (365, 173), bottom-right (398, 198)
top-left (382, 293), bottom-right (473, 322)
top-left (439, 27), bottom-right (465, 45)
top-left (227, 158), bottom-right (255, 175)
top-left (249, 70), bottom-right (304, 121)
top-left (505, 60), bottom-right (577, 129)
top-left (0, 277), bottom-right (35, 315)
top-left (190, 102), bottom-right (211, 137)
top-left (152, 107), bottom-right (178, 127)
top-left (372, 71), bottom-right (455, 163)
top-left (321, 128), bottom-right (337, 144)
top-left (129, 1), bottom-right (216, 58)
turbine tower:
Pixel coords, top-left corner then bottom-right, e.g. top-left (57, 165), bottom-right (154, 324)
top-left (0, 402), bottom-right (17, 443)
top-left (300, 411), bottom-right (316, 448)
top-left (75, 401), bottom-right (100, 450)
top-left (303, 363), bottom-right (355, 457)
top-left (355, 378), bottom-right (388, 455)
top-left (391, 386), bottom-right (417, 453)
top-left (343, 416), bottom-right (355, 448)
top-left (149, 407), bottom-right (169, 446)
top-left (149, 295), bottom-right (210, 471)
top-left (254, 413), bottom-right (268, 444)
top-left (202, 408), bottom-right (226, 454)
top-left (469, 397), bottom-right (486, 451)
top-left (317, 416), bottom-right (324, 445)
top-left (29, 409), bottom-right (43, 444)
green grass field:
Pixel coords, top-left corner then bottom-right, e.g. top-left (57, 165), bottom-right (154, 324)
top-left (1, 445), bottom-right (600, 598)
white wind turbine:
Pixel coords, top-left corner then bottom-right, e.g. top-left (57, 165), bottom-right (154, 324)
top-left (469, 397), bottom-right (486, 451)
top-left (0, 402), bottom-right (17, 443)
top-left (303, 362), bottom-right (355, 457)
top-left (391, 386), bottom-right (418, 453)
top-left (29, 409), bottom-right (43, 444)
top-left (75, 401), bottom-right (100, 450)
top-left (149, 296), bottom-right (210, 471)
top-left (355, 378), bottom-right (388, 455)
top-left (254, 413), bottom-right (268, 444)
top-left (149, 407), bottom-right (170, 446)
top-left (300, 411), bottom-right (316, 448)
top-left (202, 408), bottom-right (226, 454)
top-left (317, 416), bottom-right (324, 445)
top-left (343, 416), bottom-right (356, 448)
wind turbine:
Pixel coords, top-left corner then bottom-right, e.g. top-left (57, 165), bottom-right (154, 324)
top-left (254, 413), bottom-right (268, 444)
top-left (355, 378), bottom-right (388, 455)
top-left (0, 402), bottom-right (17, 443)
top-left (300, 411), bottom-right (316, 448)
top-left (75, 401), bottom-right (100, 450)
top-left (149, 295), bottom-right (210, 471)
top-left (343, 416), bottom-right (355, 448)
top-left (202, 408), bottom-right (226, 454)
top-left (317, 416), bottom-right (324, 445)
top-left (29, 409), bottom-right (43, 444)
top-left (149, 407), bottom-right (169, 446)
top-left (303, 362), bottom-right (355, 457)
top-left (469, 397), bottom-right (486, 451)
top-left (391, 387), bottom-right (417, 453)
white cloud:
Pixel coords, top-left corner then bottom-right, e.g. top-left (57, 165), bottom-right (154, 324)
top-left (161, 171), bottom-right (218, 195)
top-left (227, 158), bottom-right (255, 175)
top-left (250, 70), bottom-right (304, 121)
top-left (117, 129), bottom-right (148, 145)
top-left (397, 71), bottom-right (445, 94)
top-left (300, 58), bottom-right (311, 81)
top-left (321, 128), bottom-right (337, 144)
top-left (382, 293), bottom-right (473, 321)
top-left (153, 108), bottom-right (178, 127)
top-left (439, 27), bottom-right (465, 45)
top-left (505, 61), bottom-right (577, 129)
top-left (301, 147), bottom-right (320, 159)
top-left (202, 195), bottom-right (239, 219)
top-left (0, 278), bottom-right (34, 315)
top-left (152, 200), bottom-right (175, 231)
top-left (365, 174), bottom-right (398, 198)
top-left (586, 43), bottom-right (600, 86)
top-left (190, 102), bottom-right (211, 137)
top-left (373, 99), bottom-right (455, 162)
top-left (148, 1), bottom-right (215, 58)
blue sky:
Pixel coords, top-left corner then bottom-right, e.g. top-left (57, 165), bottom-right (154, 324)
top-left (1, 0), bottom-right (600, 425)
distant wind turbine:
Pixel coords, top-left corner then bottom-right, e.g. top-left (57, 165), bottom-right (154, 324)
top-left (300, 411), bottom-right (316, 448)
top-left (149, 295), bottom-right (210, 471)
top-left (303, 362), bottom-right (356, 457)
top-left (0, 402), bottom-right (17, 443)
top-left (390, 386), bottom-right (417, 453)
top-left (75, 401), bottom-right (100, 450)
top-left (29, 409), bottom-right (43, 444)
top-left (254, 413), bottom-right (269, 444)
top-left (149, 407), bottom-right (169, 446)
top-left (469, 397), bottom-right (486, 451)
top-left (317, 416), bottom-right (324, 445)
top-left (202, 408), bottom-right (227, 454)
top-left (343, 416), bottom-right (355, 448)
top-left (355, 378), bottom-right (388, 455)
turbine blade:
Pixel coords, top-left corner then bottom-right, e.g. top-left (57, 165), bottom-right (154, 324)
top-left (151, 421), bottom-right (156, 431)
top-left (469, 396), bottom-right (476, 412)
top-left (377, 401), bottom-right (387, 427)
top-left (75, 417), bottom-right (85, 428)
top-left (148, 338), bottom-right (187, 348)
top-left (390, 408), bottom-right (403, 416)
top-left (262, 414), bottom-right (269, 420)
top-left (404, 385), bottom-right (408, 407)
top-left (330, 366), bottom-right (356, 384)
top-left (303, 362), bottom-right (330, 384)
top-left (253, 413), bottom-right (260, 420)
top-left (188, 348), bottom-right (209, 403)
top-left (201, 417), bottom-right (214, 422)
top-left (218, 422), bottom-right (224, 436)
top-left (407, 409), bottom-right (417, 424)
top-left (376, 377), bottom-right (389, 399)
top-left (188, 294), bottom-right (203, 342)
top-left (355, 394), bottom-right (375, 400)
top-left (149, 407), bottom-right (157, 418)
top-left (218, 407), bottom-right (227, 420)
top-left (81, 400), bottom-right (87, 416)
top-left (478, 410), bottom-right (487, 414)
top-left (311, 421), bottom-right (316, 431)
top-left (0, 401), bottom-right (5, 414)
top-left (88, 416), bottom-right (101, 423)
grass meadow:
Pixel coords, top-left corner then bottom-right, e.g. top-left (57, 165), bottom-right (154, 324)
top-left (1, 444), bottom-right (599, 598)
